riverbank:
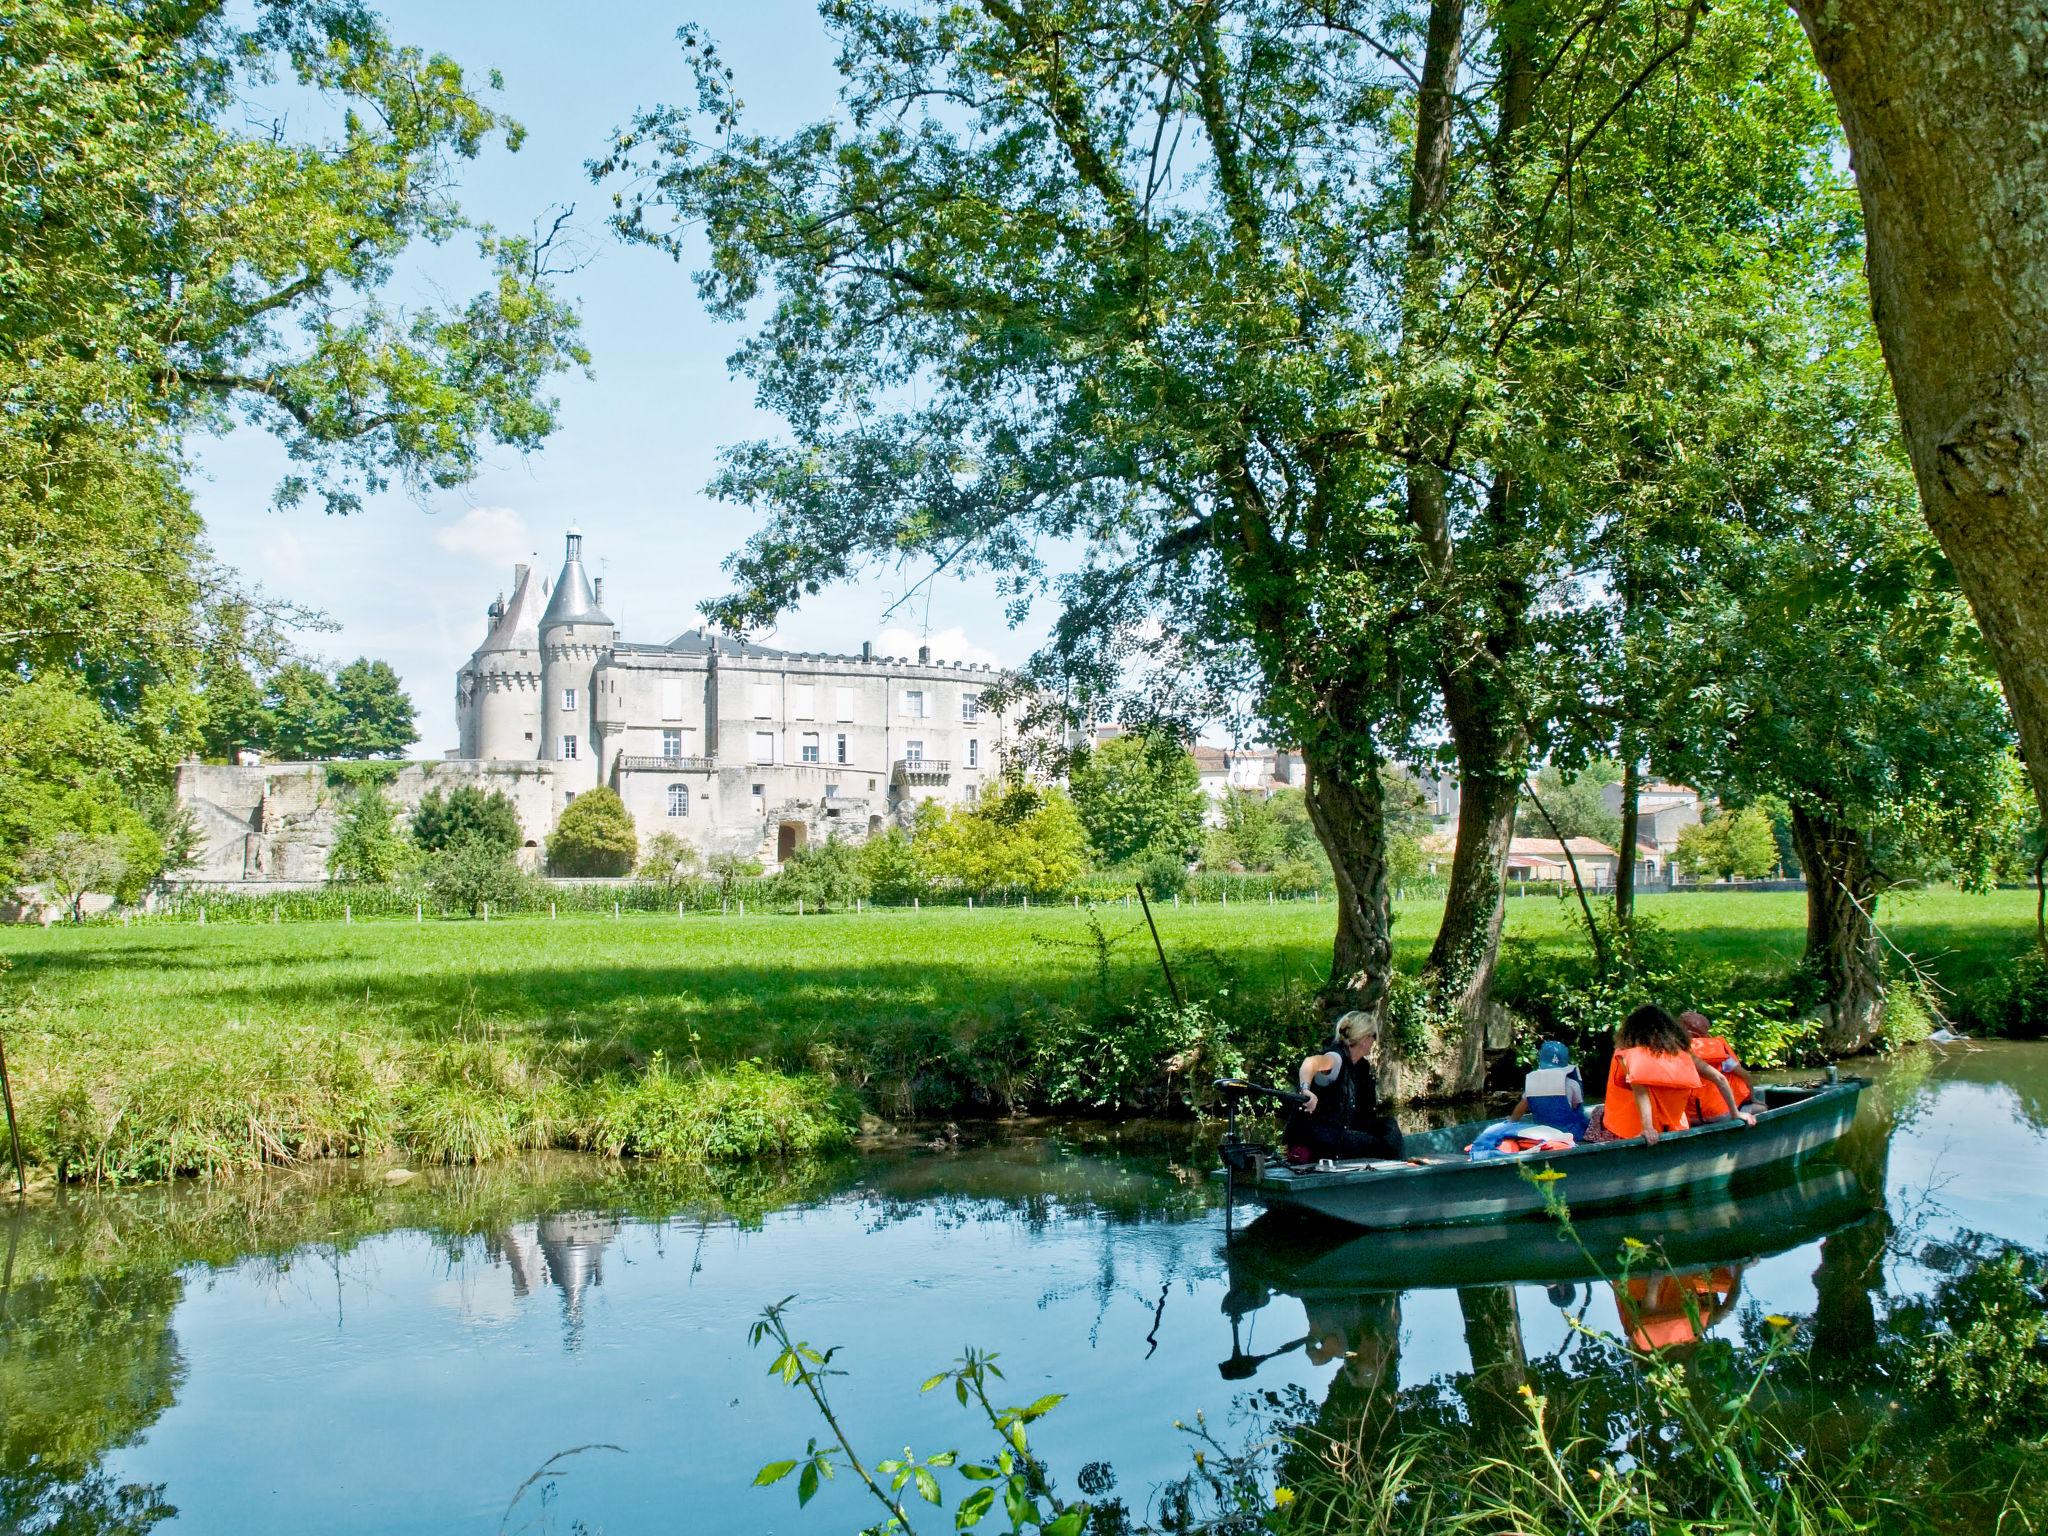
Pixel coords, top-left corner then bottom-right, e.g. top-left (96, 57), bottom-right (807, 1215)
top-left (0, 889), bottom-right (2038, 1184)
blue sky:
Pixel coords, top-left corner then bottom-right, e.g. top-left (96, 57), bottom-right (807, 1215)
top-left (197, 2), bottom-right (1048, 755)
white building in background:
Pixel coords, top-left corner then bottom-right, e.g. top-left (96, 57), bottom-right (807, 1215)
top-left (454, 529), bottom-right (1020, 863)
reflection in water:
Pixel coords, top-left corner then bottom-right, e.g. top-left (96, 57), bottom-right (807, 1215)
top-left (488, 1212), bottom-right (622, 1349)
top-left (0, 1045), bottom-right (2039, 1535)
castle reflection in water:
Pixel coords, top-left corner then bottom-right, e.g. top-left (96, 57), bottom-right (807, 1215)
top-left (487, 1211), bottom-right (622, 1348)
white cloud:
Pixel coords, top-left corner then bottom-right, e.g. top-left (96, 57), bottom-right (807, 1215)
top-left (434, 505), bottom-right (535, 569)
top-left (872, 624), bottom-right (1003, 668)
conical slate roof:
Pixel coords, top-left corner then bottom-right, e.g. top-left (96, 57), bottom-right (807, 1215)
top-left (472, 560), bottom-right (549, 659)
top-left (541, 527), bottom-right (611, 629)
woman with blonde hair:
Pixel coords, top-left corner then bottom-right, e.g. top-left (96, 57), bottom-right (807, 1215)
top-left (1284, 1010), bottom-right (1405, 1162)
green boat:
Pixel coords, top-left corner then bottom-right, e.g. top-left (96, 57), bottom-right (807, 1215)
top-left (1216, 1075), bottom-right (1866, 1231)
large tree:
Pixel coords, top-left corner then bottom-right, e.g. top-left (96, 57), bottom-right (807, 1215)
top-left (0, 0), bottom-right (585, 826)
top-left (1067, 733), bottom-right (1206, 867)
top-left (605, 0), bottom-right (1846, 1093)
top-left (1789, 0), bottom-right (2048, 826)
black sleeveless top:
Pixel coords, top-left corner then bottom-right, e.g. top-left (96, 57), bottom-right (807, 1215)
top-left (1289, 1043), bottom-right (1381, 1139)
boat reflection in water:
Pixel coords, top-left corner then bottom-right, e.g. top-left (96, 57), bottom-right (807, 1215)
top-left (1219, 1162), bottom-right (1878, 1391)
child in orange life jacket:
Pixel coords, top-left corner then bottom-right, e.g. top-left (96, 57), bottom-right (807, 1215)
top-left (1587, 1004), bottom-right (1754, 1144)
top-left (1679, 1010), bottom-right (1754, 1122)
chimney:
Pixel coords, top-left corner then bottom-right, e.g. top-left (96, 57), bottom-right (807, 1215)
top-left (918, 644), bottom-right (931, 664)
top-left (862, 640), bottom-right (873, 662)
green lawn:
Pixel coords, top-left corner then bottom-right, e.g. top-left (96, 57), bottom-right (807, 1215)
top-left (1, 887), bottom-right (2035, 1182)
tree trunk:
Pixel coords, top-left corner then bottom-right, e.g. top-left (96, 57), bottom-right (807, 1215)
top-left (1304, 749), bottom-right (1394, 1021)
top-left (1416, 755), bottom-right (1523, 1097)
top-left (1788, 803), bottom-right (1886, 1054)
top-left (1456, 1284), bottom-right (1529, 1442)
top-left (1615, 757), bottom-right (1641, 930)
top-left (1791, 0), bottom-right (2048, 822)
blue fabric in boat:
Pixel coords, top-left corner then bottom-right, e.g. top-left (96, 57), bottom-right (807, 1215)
top-left (1465, 1121), bottom-right (1578, 1160)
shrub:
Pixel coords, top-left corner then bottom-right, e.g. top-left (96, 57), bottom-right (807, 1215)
top-left (776, 837), bottom-right (869, 911)
top-left (411, 784), bottom-right (522, 854)
top-left (637, 830), bottom-right (700, 888)
top-left (427, 839), bottom-right (527, 917)
top-left (546, 786), bottom-right (638, 876)
top-left (1959, 949), bottom-right (2048, 1039)
top-left (856, 826), bottom-right (930, 902)
top-left (327, 784), bottom-right (413, 882)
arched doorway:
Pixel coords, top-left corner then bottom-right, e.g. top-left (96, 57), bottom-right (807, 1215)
top-left (777, 821), bottom-right (807, 862)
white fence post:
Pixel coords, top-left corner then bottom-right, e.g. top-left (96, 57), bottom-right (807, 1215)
top-left (614, 900), bottom-right (620, 920)
top-left (482, 902), bottom-right (489, 923)
top-left (798, 897), bottom-right (805, 916)
top-left (550, 900), bottom-right (557, 920)
top-left (417, 901), bottom-right (423, 924)
top-left (198, 905), bottom-right (206, 926)
top-left (344, 903), bottom-right (351, 925)
top-left (914, 896), bottom-right (920, 911)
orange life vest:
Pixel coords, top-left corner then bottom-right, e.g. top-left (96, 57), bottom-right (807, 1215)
top-left (1602, 1046), bottom-right (1700, 1140)
top-left (1688, 1034), bottom-right (1751, 1119)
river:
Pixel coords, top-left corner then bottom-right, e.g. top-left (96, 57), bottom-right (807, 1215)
top-left (2, 1043), bottom-right (2043, 1534)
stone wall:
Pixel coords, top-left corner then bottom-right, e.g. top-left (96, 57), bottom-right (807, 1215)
top-left (174, 760), bottom-right (559, 884)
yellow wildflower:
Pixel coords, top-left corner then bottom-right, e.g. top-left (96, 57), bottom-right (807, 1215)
top-left (1532, 1169), bottom-right (1565, 1182)
top-left (1766, 1314), bottom-right (1795, 1328)
top-left (1517, 1384), bottom-right (1534, 1397)
top-left (1622, 1236), bottom-right (1648, 1253)
top-left (1273, 1487), bottom-right (1297, 1509)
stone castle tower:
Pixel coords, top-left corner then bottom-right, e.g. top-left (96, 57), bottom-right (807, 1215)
top-left (537, 527), bottom-right (614, 793)
top-left (457, 528), bottom-right (615, 774)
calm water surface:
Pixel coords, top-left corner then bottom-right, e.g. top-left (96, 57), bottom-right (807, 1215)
top-left (3, 1044), bottom-right (2044, 1534)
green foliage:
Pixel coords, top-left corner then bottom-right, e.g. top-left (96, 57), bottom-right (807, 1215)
top-left (585, 1059), bottom-right (854, 1161)
top-left (411, 784), bottom-right (522, 855)
top-left (254, 657), bottom-right (421, 761)
top-left (856, 825), bottom-right (932, 903)
top-left (1518, 764), bottom-right (1624, 849)
top-left (1890, 1240), bottom-right (2048, 1441)
top-left (777, 837), bottom-right (870, 912)
top-left (1676, 804), bottom-right (1783, 882)
top-left (327, 785), bottom-right (414, 884)
top-left (1202, 786), bottom-right (1333, 877)
top-left (637, 831), bottom-right (701, 888)
top-left (546, 787), bottom-right (639, 877)
top-left (1958, 950), bottom-right (2048, 1041)
top-left (426, 840), bottom-right (527, 918)
top-left (920, 782), bottom-right (1090, 896)
top-left (708, 852), bottom-right (768, 896)
top-left (331, 659), bottom-right (419, 758)
top-left (1068, 734), bottom-right (1206, 868)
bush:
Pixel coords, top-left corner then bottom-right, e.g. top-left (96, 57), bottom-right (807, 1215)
top-left (776, 837), bottom-right (869, 911)
top-left (637, 830), bottom-right (700, 888)
top-left (411, 785), bottom-right (522, 854)
top-left (427, 839), bottom-right (527, 917)
top-left (856, 826), bottom-right (930, 902)
top-left (327, 784), bottom-right (413, 882)
top-left (546, 786), bottom-right (638, 876)
top-left (1958, 949), bottom-right (2048, 1039)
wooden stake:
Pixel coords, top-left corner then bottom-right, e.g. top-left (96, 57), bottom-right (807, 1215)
top-left (0, 1032), bottom-right (24, 1198)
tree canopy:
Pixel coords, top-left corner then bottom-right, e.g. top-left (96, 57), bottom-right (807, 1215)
top-left (1067, 733), bottom-right (1206, 868)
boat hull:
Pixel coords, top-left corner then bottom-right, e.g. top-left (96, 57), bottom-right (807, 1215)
top-left (1228, 1078), bottom-right (1865, 1231)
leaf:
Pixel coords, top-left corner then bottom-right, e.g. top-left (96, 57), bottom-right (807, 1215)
top-left (921, 1371), bottom-right (951, 1393)
top-left (798, 1462), bottom-right (821, 1507)
top-left (1019, 1393), bottom-right (1066, 1422)
top-left (913, 1467), bottom-right (942, 1505)
top-left (927, 1451), bottom-right (958, 1467)
top-left (960, 1464), bottom-right (999, 1482)
top-left (1044, 1509), bottom-right (1087, 1536)
top-left (956, 1487), bottom-right (995, 1529)
top-left (1004, 1476), bottom-right (1032, 1527)
top-left (754, 1461), bottom-right (798, 1487)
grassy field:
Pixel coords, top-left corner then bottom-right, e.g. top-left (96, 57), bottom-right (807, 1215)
top-left (1, 888), bottom-right (2037, 1182)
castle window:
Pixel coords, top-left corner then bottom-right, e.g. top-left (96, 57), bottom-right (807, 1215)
top-left (824, 783), bottom-right (839, 799)
top-left (835, 687), bottom-right (856, 721)
top-left (791, 684), bottom-right (815, 719)
top-left (901, 689), bottom-right (926, 719)
top-left (801, 732), bottom-right (820, 763)
top-left (961, 693), bottom-right (982, 722)
top-left (667, 783), bottom-right (690, 817)
top-left (750, 683), bottom-right (774, 717)
top-left (562, 688), bottom-right (576, 711)
top-left (905, 739), bottom-right (924, 764)
top-left (662, 729), bottom-right (682, 759)
top-left (835, 733), bottom-right (848, 764)
top-left (660, 679), bottom-right (685, 719)
top-left (750, 731), bottom-right (775, 764)
top-left (967, 738), bottom-right (979, 769)
top-left (560, 735), bottom-right (577, 760)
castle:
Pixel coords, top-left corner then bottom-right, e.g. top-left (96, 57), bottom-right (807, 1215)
top-left (454, 527), bottom-right (1019, 863)
top-left (173, 529), bottom-right (1018, 884)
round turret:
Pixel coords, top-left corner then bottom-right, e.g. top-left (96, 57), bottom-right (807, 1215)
top-left (540, 527), bottom-right (616, 791)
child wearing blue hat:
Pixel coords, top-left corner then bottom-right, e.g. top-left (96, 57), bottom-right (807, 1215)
top-left (1510, 1039), bottom-right (1588, 1137)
